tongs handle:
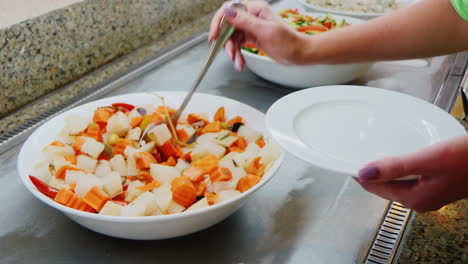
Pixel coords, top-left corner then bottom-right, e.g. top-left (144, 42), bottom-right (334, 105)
top-left (171, 0), bottom-right (247, 124)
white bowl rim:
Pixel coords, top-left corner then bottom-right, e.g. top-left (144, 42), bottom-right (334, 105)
top-left (18, 91), bottom-right (285, 223)
top-left (298, 0), bottom-right (384, 17)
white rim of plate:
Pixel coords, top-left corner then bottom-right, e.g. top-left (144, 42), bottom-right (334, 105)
top-left (17, 91), bottom-right (285, 222)
top-left (297, 0), bottom-right (418, 18)
top-left (265, 85), bottom-right (465, 176)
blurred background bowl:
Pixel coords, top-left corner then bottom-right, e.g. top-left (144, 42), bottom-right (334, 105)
top-left (241, 12), bottom-right (371, 89)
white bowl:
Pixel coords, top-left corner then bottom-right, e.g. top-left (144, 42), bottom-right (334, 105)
top-left (17, 92), bottom-right (284, 240)
top-left (242, 13), bottom-right (371, 89)
top-left (266, 85), bottom-right (466, 177)
top-left (298, 0), bottom-right (419, 20)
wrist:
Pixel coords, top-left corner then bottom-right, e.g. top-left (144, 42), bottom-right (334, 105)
top-left (292, 34), bottom-right (321, 65)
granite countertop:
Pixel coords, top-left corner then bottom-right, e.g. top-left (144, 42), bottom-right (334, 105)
top-left (397, 97), bottom-right (468, 264)
top-left (397, 199), bottom-right (467, 264)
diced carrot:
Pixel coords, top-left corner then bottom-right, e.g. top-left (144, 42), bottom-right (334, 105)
top-left (176, 129), bottom-right (190, 143)
top-left (201, 121), bottom-right (222, 134)
top-left (246, 157), bottom-right (265, 177)
top-left (93, 108), bottom-right (113, 124)
top-left (85, 123), bottom-right (102, 142)
top-left (65, 154), bottom-right (77, 165)
top-left (191, 154), bottom-right (219, 173)
top-left (187, 113), bottom-right (209, 126)
top-left (161, 156), bottom-right (177, 166)
top-left (55, 188), bottom-right (95, 212)
top-left (205, 192), bottom-right (218, 205)
top-left (152, 147), bottom-right (162, 163)
top-left (72, 137), bottom-right (86, 153)
top-left (159, 140), bottom-right (182, 161)
top-left (151, 112), bottom-right (163, 123)
top-left (83, 186), bottom-right (111, 211)
top-left (130, 116), bottom-right (144, 127)
top-left (126, 176), bottom-right (137, 181)
top-left (236, 174), bottom-right (261, 193)
top-left (156, 105), bottom-right (176, 116)
top-left (50, 141), bottom-right (65, 147)
top-left (55, 165), bottom-right (85, 180)
top-left (182, 167), bottom-right (205, 183)
top-left (138, 171), bottom-right (153, 183)
top-left (54, 188), bottom-right (73, 204)
top-left (171, 176), bottom-right (197, 207)
top-left (136, 180), bottom-right (161, 192)
top-left (114, 138), bottom-right (132, 155)
top-left (136, 151), bottom-right (157, 169)
top-left (69, 183), bottom-right (76, 191)
top-left (213, 106), bottom-right (225, 122)
top-left (194, 181), bottom-right (206, 196)
top-left (227, 147), bottom-right (244, 153)
top-left (233, 136), bottom-right (247, 150)
top-left (182, 151), bottom-right (192, 162)
top-left (227, 116), bottom-right (245, 128)
top-left (255, 139), bottom-right (266, 148)
top-left (209, 167), bottom-right (232, 182)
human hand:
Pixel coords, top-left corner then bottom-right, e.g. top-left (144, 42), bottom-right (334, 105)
top-left (209, 1), bottom-right (306, 71)
top-left (355, 135), bottom-right (468, 212)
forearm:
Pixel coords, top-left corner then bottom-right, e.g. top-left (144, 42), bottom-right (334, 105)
top-left (299, 0), bottom-right (468, 64)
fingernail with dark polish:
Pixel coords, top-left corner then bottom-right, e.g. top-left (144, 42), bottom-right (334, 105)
top-left (358, 166), bottom-right (380, 181)
top-left (224, 7), bottom-right (237, 18)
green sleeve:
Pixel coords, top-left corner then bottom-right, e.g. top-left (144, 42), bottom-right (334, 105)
top-left (451, 0), bottom-right (468, 22)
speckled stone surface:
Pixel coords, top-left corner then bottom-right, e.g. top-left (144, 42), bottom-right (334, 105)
top-left (397, 101), bottom-right (467, 264)
top-left (397, 199), bottom-right (467, 264)
top-left (0, 12), bottom-right (216, 135)
top-left (0, 0), bottom-right (223, 117)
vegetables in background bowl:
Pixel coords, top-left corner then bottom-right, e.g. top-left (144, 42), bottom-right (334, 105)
top-left (242, 8), bottom-right (349, 57)
top-left (240, 10), bottom-right (371, 89)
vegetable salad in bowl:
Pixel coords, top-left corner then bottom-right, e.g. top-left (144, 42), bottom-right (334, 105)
top-left (27, 94), bottom-right (281, 218)
top-left (239, 10), bottom-right (370, 88)
top-left (242, 8), bottom-right (349, 56)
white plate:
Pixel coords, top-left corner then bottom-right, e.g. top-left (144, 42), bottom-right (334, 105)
top-left (17, 92), bottom-right (284, 239)
top-left (266, 85), bottom-right (465, 176)
top-left (298, 0), bottom-right (419, 19)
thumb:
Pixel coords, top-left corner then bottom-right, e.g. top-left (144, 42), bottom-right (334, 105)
top-left (357, 156), bottom-right (416, 183)
top-left (223, 6), bottom-right (267, 37)
top-left (357, 135), bottom-right (468, 182)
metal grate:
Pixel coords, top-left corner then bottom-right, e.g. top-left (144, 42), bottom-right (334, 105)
top-left (0, 33), bottom-right (208, 154)
top-left (364, 202), bottom-right (413, 264)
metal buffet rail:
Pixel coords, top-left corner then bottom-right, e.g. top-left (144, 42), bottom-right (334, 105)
top-left (1, 5), bottom-right (467, 264)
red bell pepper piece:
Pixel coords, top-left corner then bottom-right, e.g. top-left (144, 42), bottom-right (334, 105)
top-left (111, 103), bottom-right (135, 112)
top-left (323, 21), bottom-right (333, 29)
top-left (29, 175), bottom-right (59, 199)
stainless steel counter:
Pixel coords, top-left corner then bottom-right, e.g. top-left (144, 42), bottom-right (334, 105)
top-left (1, 1), bottom-right (466, 263)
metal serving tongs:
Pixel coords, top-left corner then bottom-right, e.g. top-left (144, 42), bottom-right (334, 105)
top-left (139, 0), bottom-right (247, 146)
